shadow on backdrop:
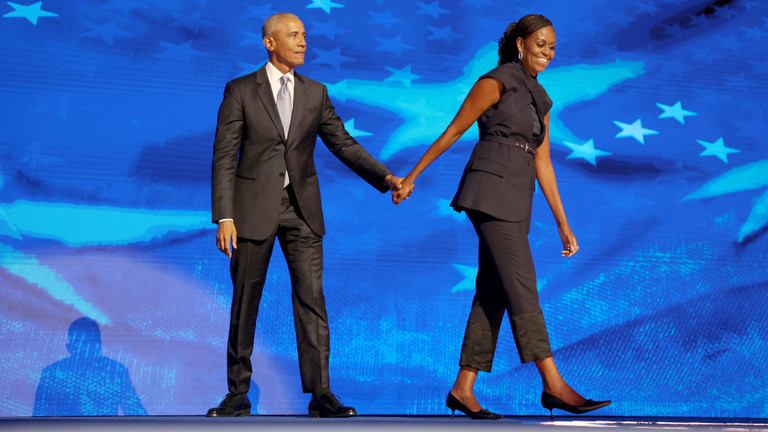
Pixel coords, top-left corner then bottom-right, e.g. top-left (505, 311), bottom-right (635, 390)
top-left (32, 317), bottom-right (147, 416)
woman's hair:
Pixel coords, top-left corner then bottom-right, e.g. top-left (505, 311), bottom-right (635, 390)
top-left (498, 14), bottom-right (553, 65)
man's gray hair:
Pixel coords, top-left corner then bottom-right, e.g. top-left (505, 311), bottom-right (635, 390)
top-left (262, 13), bottom-right (299, 38)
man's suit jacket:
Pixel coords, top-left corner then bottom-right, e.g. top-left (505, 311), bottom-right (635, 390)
top-left (211, 65), bottom-right (392, 240)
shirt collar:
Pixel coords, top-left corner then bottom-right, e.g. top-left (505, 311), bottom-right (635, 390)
top-left (265, 61), bottom-right (294, 85)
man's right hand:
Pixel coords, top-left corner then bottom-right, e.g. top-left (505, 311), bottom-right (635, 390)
top-left (216, 220), bottom-right (237, 258)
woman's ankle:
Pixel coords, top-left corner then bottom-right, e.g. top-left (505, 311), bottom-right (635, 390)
top-left (543, 385), bottom-right (586, 405)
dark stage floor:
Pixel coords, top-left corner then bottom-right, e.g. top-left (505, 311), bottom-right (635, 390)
top-left (2, 416), bottom-right (768, 432)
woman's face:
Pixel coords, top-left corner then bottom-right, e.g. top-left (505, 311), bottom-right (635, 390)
top-left (517, 26), bottom-right (556, 76)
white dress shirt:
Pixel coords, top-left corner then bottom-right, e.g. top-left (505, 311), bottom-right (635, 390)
top-left (265, 60), bottom-right (294, 107)
top-left (265, 61), bottom-right (293, 189)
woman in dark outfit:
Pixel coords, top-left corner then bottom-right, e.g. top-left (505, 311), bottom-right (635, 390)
top-left (393, 15), bottom-right (610, 419)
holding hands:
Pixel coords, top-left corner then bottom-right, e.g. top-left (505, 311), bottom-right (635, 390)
top-left (391, 178), bottom-right (414, 205)
top-left (217, 175), bottom-right (414, 259)
top-left (385, 174), bottom-right (414, 205)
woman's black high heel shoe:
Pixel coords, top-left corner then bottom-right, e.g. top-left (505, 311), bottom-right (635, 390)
top-left (541, 391), bottom-right (611, 419)
top-left (446, 392), bottom-right (502, 420)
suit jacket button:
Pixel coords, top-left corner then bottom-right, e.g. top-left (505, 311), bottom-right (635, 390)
top-left (279, 172), bottom-right (285, 177)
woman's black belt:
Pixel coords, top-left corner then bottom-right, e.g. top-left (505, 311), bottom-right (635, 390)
top-left (479, 135), bottom-right (536, 155)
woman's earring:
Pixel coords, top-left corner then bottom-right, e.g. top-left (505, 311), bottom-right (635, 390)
top-left (518, 51), bottom-right (523, 60)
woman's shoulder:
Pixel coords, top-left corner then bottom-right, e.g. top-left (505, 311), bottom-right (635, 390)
top-left (479, 62), bottom-right (524, 89)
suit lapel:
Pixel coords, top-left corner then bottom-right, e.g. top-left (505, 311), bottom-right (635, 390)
top-left (287, 73), bottom-right (307, 148)
top-left (516, 63), bottom-right (552, 115)
top-left (515, 62), bottom-right (551, 144)
top-left (518, 67), bottom-right (542, 113)
top-left (253, 66), bottom-right (287, 142)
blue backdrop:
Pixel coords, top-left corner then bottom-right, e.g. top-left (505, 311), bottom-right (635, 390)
top-left (1, 0), bottom-right (767, 418)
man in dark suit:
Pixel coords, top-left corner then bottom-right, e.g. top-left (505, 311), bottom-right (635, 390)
top-left (207, 13), bottom-right (407, 418)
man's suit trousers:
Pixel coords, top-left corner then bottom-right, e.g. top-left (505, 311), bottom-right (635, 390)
top-left (459, 210), bottom-right (553, 370)
top-left (227, 185), bottom-right (330, 395)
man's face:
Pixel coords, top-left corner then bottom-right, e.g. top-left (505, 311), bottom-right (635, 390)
top-left (264, 16), bottom-right (306, 73)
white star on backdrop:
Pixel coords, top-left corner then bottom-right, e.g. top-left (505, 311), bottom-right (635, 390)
top-left (614, 119), bottom-right (659, 144)
top-left (417, 1), bottom-right (450, 19)
top-left (367, 10), bottom-right (402, 30)
top-left (80, 21), bottom-right (131, 45)
top-left (656, 101), bottom-right (697, 125)
top-left (696, 137), bottom-right (739, 163)
top-left (306, 0), bottom-right (343, 14)
top-left (563, 139), bottom-right (612, 166)
top-left (312, 47), bottom-right (354, 70)
top-left (384, 65), bottom-right (420, 87)
top-left (374, 35), bottom-right (414, 56)
top-left (427, 25), bottom-right (461, 42)
top-left (3, 1), bottom-right (58, 25)
top-left (308, 19), bottom-right (348, 40)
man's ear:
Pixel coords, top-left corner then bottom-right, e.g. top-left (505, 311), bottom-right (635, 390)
top-left (263, 36), bottom-right (274, 52)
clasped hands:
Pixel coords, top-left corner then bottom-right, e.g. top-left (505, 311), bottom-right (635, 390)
top-left (384, 174), bottom-right (414, 205)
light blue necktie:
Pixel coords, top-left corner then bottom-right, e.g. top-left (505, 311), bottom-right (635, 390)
top-left (277, 75), bottom-right (292, 137)
top-left (277, 75), bottom-right (292, 187)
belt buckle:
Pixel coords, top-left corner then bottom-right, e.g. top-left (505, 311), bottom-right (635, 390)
top-left (524, 143), bottom-right (532, 154)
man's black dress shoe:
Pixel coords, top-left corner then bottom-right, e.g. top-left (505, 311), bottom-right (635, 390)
top-left (446, 392), bottom-right (502, 420)
top-left (206, 393), bottom-right (251, 417)
top-left (308, 390), bottom-right (357, 418)
top-left (541, 391), bottom-right (611, 418)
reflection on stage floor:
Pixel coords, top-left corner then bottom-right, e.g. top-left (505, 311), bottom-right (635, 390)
top-left (2, 416), bottom-right (768, 432)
